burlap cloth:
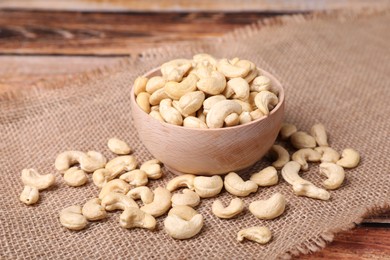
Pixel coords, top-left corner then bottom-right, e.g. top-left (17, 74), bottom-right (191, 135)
top-left (1, 8), bottom-right (390, 260)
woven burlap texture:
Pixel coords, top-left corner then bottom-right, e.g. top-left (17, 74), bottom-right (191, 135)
top-left (1, 9), bottom-right (390, 260)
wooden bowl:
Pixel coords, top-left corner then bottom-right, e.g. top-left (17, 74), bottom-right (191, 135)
top-left (130, 68), bottom-right (285, 175)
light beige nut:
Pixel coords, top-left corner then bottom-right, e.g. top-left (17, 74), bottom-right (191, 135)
top-left (171, 189), bottom-right (200, 207)
top-left (224, 172), bottom-right (258, 197)
top-left (164, 73), bottom-right (198, 100)
top-left (173, 91), bottom-right (205, 117)
top-left (250, 166), bottom-right (278, 186)
top-left (250, 75), bottom-right (271, 92)
top-left (119, 207), bottom-right (156, 230)
top-left (254, 90), bottom-right (278, 115)
top-left (145, 76), bottom-right (166, 94)
top-left (191, 61), bottom-right (214, 79)
top-left (107, 138), bottom-right (131, 155)
top-left (319, 162), bottom-right (345, 190)
top-left (224, 113), bottom-right (240, 127)
top-left (149, 87), bottom-right (169, 106)
top-left (127, 186), bottom-right (154, 204)
top-left (279, 123), bottom-right (297, 140)
top-left (250, 109), bottom-right (265, 120)
top-left (151, 105), bottom-right (159, 112)
top-left (202, 95), bottom-right (226, 115)
top-left (140, 187), bottom-right (172, 217)
top-left (183, 116), bottom-right (208, 129)
top-left (92, 168), bottom-right (116, 188)
top-left (233, 100), bottom-right (253, 112)
top-left (101, 192), bottom-right (139, 211)
top-left (136, 92), bottom-right (151, 113)
top-left (19, 185), bottom-right (39, 205)
top-left (269, 144), bottom-right (290, 169)
top-left (193, 53), bottom-right (217, 66)
top-left (315, 147), bottom-right (340, 163)
top-left (164, 206), bottom-right (203, 239)
top-left (239, 112), bottom-right (252, 125)
top-left (105, 155), bottom-right (137, 176)
top-left (133, 76), bottom-right (148, 96)
top-left (223, 77), bottom-right (250, 100)
top-left (249, 193), bottom-right (286, 220)
top-left (217, 58), bottom-right (251, 78)
top-left (206, 100), bottom-right (242, 128)
top-left (248, 91), bottom-right (258, 109)
top-left (161, 59), bottom-right (192, 82)
top-left (119, 169), bottom-right (148, 187)
top-left (243, 67), bottom-right (258, 83)
top-left (290, 131), bottom-right (316, 149)
top-left (159, 99), bottom-right (183, 126)
top-left (311, 123), bottom-right (328, 147)
top-left (63, 167), bottom-right (88, 187)
top-left (166, 174), bottom-right (195, 192)
top-left (292, 148), bottom-right (321, 171)
top-left (79, 151), bottom-right (107, 173)
top-left (196, 71), bottom-right (227, 95)
top-left (281, 161), bottom-right (311, 186)
top-left (82, 198), bottom-right (107, 221)
top-left (292, 183), bottom-right (330, 201)
top-left (197, 109), bottom-right (206, 122)
top-left (59, 205), bottom-right (88, 231)
top-left (98, 179), bottom-right (131, 199)
top-left (149, 110), bottom-right (165, 123)
top-left (21, 168), bottom-right (55, 191)
top-left (55, 151), bottom-right (85, 172)
top-left (229, 57), bottom-right (240, 65)
top-left (237, 226), bottom-right (272, 244)
top-left (336, 148), bottom-right (360, 168)
top-left (140, 159), bottom-right (163, 179)
top-left (212, 198), bottom-right (244, 219)
top-left (193, 175), bottom-right (223, 198)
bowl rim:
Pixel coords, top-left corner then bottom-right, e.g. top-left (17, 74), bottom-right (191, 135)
top-left (131, 66), bottom-right (285, 132)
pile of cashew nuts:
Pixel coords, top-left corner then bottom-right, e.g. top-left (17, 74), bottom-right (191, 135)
top-left (134, 54), bottom-right (279, 128)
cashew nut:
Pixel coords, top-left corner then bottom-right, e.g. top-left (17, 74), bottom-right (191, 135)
top-left (63, 167), bottom-right (88, 187)
top-left (320, 162), bottom-right (345, 190)
top-left (249, 193), bottom-right (286, 220)
top-left (250, 109), bottom-right (265, 121)
top-left (250, 166), bottom-right (278, 186)
top-left (140, 187), bottom-right (172, 217)
top-left (196, 71), bottom-right (226, 95)
top-left (292, 183), bottom-right (330, 201)
top-left (149, 87), bottom-right (169, 106)
top-left (254, 91), bottom-right (278, 115)
top-left (55, 151), bottom-right (85, 172)
top-left (171, 189), bottom-right (200, 207)
top-left (164, 206), bottom-right (203, 240)
top-left (239, 112), bottom-right (252, 125)
top-left (269, 144), bottom-right (290, 169)
top-left (183, 116), bottom-right (208, 129)
top-left (202, 95), bottom-right (226, 115)
top-left (133, 76), bottom-right (148, 96)
top-left (193, 53), bottom-right (217, 66)
top-left (145, 76), bottom-right (166, 94)
top-left (197, 109), bottom-right (206, 122)
top-left (107, 138), bottom-right (131, 155)
top-left (136, 92), bottom-right (151, 113)
top-left (161, 59), bottom-right (192, 82)
top-left (311, 123), bottom-right (328, 147)
top-left (223, 77), bottom-right (250, 101)
top-left (250, 75), bottom-right (271, 92)
top-left (315, 147), bottom-right (340, 163)
top-left (191, 61), bottom-right (214, 79)
top-left (281, 161), bottom-right (311, 186)
top-left (119, 207), bottom-right (156, 230)
top-left (173, 91), bottom-right (205, 117)
top-left (337, 148), bottom-right (360, 168)
top-left (92, 168), bottom-right (116, 188)
top-left (19, 186), bottom-right (39, 205)
top-left (119, 169), bottom-right (148, 187)
top-left (212, 198), bottom-right (244, 219)
top-left (98, 179), bottom-right (131, 199)
top-left (193, 175), bottom-right (223, 198)
top-left (243, 66), bottom-right (258, 83)
top-left (206, 100), bottom-right (242, 128)
top-left (290, 131), bottom-right (316, 149)
top-left (292, 148), bottom-right (321, 171)
top-left (217, 58), bottom-right (250, 78)
top-left (224, 172), bottom-right (258, 197)
top-left (248, 91), bottom-right (258, 109)
top-left (105, 155), bottom-right (137, 176)
top-left (101, 192), bottom-right (138, 211)
top-left (59, 205), bottom-right (88, 231)
top-left (82, 198), bottom-right (107, 221)
top-left (237, 226), bottom-right (272, 244)
top-left (233, 100), bottom-right (253, 112)
top-left (164, 73), bottom-right (198, 100)
top-left (224, 112), bottom-right (240, 127)
top-left (149, 110), bottom-right (165, 123)
top-left (127, 186), bottom-right (154, 204)
top-left (166, 174), bottom-right (195, 192)
top-left (21, 168), bottom-right (55, 190)
top-left (159, 99), bottom-right (183, 126)
top-left (79, 151), bottom-right (107, 173)
top-left (279, 122), bottom-right (297, 140)
top-left (140, 159), bottom-right (162, 179)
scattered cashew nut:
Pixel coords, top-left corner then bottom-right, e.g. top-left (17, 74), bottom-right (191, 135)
top-left (119, 169), bottom-right (148, 187)
top-left (337, 148), bottom-right (360, 168)
top-left (82, 198), bottom-right (107, 221)
top-left (140, 159), bottom-right (163, 179)
top-left (92, 168), bottom-right (116, 188)
top-left (290, 131), bottom-right (316, 149)
top-left (311, 123), bottom-right (328, 147)
top-left (98, 179), bottom-right (131, 199)
top-left (140, 187), bottom-right (172, 217)
top-left (164, 206), bottom-right (203, 240)
top-left (107, 138), bottom-right (131, 155)
top-left (292, 183), bottom-right (330, 201)
top-left (79, 151), bottom-right (107, 173)
top-left (269, 145), bottom-right (290, 169)
top-left (21, 168), bottom-right (55, 190)
top-left (237, 226), bottom-right (272, 244)
top-left (19, 186), bottom-right (39, 205)
top-left (166, 174), bottom-right (195, 192)
top-left (212, 198), bottom-right (244, 219)
top-left (55, 151), bottom-right (84, 172)
top-left (193, 175), bottom-right (223, 198)
top-left (319, 162), bottom-right (345, 190)
top-left (105, 155), bottom-right (137, 177)
top-left (119, 207), bottom-right (156, 230)
top-left (279, 122), bottom-right (297, 140)
top-left (63, 167), bottom-right (88, 187)
top-left (292, 148), bottom-right (321, 171)
top-left (171, 189), bottom-right (200, 207)
top-left (101, 192), bottom-right (139, 211)
top-left (315, 147), bottom-right (340, 163)
top-left (250, 166), bottom-right (278, 186)
top-left (59, 205), bottom-right (88, 231)
top-left (224, 172), bottom-right (258, 197)
top-left (249, 193), bottom-right (286, 220)
top-left (127, 186), bottom-right (154, 204)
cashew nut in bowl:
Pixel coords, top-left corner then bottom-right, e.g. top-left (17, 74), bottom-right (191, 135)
top-left (249, 193), bottom-right (286, 220)
top-left (254, 91), bottom-right (279, 115)
top-left (21, 168), bottom-right (55, 190)
top-left (243, 62), bottom-right (258, 83)
top-left (59, 205), bottom-right (88, 231)
top-left (250, 109), bottom-right (265, 121)
top-left (164, 206), bottom-right (203, 240)
top-left (164, 73), bottom-right (198, 100)
top-left (105, 155), bottom-right (137, 177)
top-left (79, 151), bottom-right (107, 173)
top-left (237, 226), bottom-right (272, 244)
top-left (310, 123), bottom-right (328, 147)
top-left (171, 189), bottom-right (200, 207)
top-left (127, 186), bottom-right (154, 204)
top-left (337, 148), bottom-right (360, 168)
top-left (206, 100), bottom-right (242, 128)
top-left (292, 183), bottom-right (330, 201)
top-left (19, 186), bottom-right (39, 205)
top-left (212, 198), bottom-right (244, 219)
top-left (119, 207), bottom-right (156, 230)
top-left (55, 151), bottom-right (85, 172)
top-left (63, 167), bottom-right (88, 187)
top-left (292, 148), bottom-right (321, 171)
top-left (196, 71), bottom-right (226, 95)
top-left (193, 53), bottom-right (217, 66)
top-left (133, 76), bottom-right (148, 96)
top-left (136, 92), bottom-right (151, 113)
top-left (119, 170), bottom-right (148, 187)
top-left (145, 76), bottom-right (166, 94)
top-left (173, 91), bottom-right (205, 117)
top-left (149, 87), bottom-right (169, 106)
top-left (250, 166), bottom-right (278, 186)
top-left (183, 116), bottom-right (208, 129)
top-left (140, 187), bottom-right (172, 217)
top-left (239, 112), bottom-right (252, 125)
top-left (319, 162), bottom-right (345, 190)
top-left (279, 122), bottom-right (297, 140)
top-left (98, 179), bottom-right (131, 199)
top-left (315, 147), bottom-right (340, 163)
top-left (281, 161), bottom-right (311, 186)
top-left (224, 113), bottom-right (240, 127)
top-left (140, 159), bottom-right (163, 179)
top-left (224, 172), bottom-right (258, 197)
top-left (250, 75), bottom-right (272, 92)
top-left (217, 58), bottom-right (251, 78)
top-left (223, 77), bottom-right (249, 101)
top-left (166, 174), bottom-right (195, 192)
top-left (82, 198), bottom-right (107, 221)
top-left (269, 145), bottom-right (290, 169)
top-left (149, 110), bottom-right (165, 123)
top-left (290, 131), bottom-right (316, 149)
top-left (107, 138), bottom-right (132, 155)
top-left (233, 100), bottom-right (252, 113)
top-left (202, 95), bottom-right (226, 115)
top-left (193, 175), bottom-right (223, 198)
top-left (161, 59), bottom-right (192, 82)
top-left (159, 99), bottom-right (183, 126)
top-left (101, 192), bottom-right (139, 211)
top-left (92, 168), bottom-right (116, 188)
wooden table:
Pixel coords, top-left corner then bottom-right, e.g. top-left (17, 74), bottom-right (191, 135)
top-left (1, 7), bottom-right (389, 259)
